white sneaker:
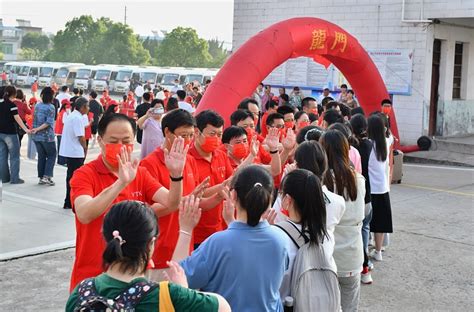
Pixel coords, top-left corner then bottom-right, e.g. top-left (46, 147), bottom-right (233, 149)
top-left (369, 249), bottom-right (383, 261)
top-left (361, 272), bottom-right (373, 284)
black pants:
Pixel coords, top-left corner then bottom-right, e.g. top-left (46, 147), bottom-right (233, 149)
top-left (64, 157), bottom-right (85, 208)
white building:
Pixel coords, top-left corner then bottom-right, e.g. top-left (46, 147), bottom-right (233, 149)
top-left (233, 0), bottom-right (474, 144)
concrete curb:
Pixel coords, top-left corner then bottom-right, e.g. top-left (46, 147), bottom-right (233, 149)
top-left (404, 155), bottom-right (474, 168)
top-left (0, 241), bottom-right (75, 262)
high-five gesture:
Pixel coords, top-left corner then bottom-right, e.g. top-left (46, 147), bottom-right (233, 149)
top-left (191, 177), bottom-right (210, 199)
top-left (282, 128), bottom-right (296, 151)
top-left (117, 145), bottom-right (139, 186)
top-left (179, 195), bottom-right (202, 233)
top-left (266, 127), bottom-right (280, 152)
top-left (164, 137), bottom-right (189, 178)
top-left (250, 136), bottom-right (259, 158)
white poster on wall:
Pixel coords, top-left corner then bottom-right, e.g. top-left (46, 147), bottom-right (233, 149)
top-left (263, 49), bottom-right (413, 95)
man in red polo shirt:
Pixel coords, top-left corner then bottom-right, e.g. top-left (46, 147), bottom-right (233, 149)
top-left (140, 109), bottom-right (224, 273)
top-left (189, 110), bottom-right (234, 248)
top-left (69, 113), bottom-right (187, 291)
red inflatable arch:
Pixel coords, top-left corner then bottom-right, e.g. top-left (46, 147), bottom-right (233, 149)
top-left (196, 17), bottom-right (400, 141)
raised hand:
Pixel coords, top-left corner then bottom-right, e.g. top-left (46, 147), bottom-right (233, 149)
top-left (282, 128), bottom-right (296, 150)
top-left (179, 195), bottom-right (202, 233)
top-left (261, 208), bottom-right (277, 225)
top-left (222, 191), bottom-right (235, 225)
top-left (117, 145), bottom-right (139, 185)
top-left (191, 177), bottom-right (210, 199)
top-left (164, 261), bottom-right (188, 288)
top-left (266, 127), bottom-right (280, 152)
top-left (283, 162), bottom-right (297, 177)
top-left (165, 137), bottom-right (188, 178)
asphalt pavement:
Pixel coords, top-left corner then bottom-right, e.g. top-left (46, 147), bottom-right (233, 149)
top-left (0, 154), bottom-right (473, 311)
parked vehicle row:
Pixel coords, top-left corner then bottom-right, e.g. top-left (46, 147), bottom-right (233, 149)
top-left (1, 61), bottom-right (219, 93)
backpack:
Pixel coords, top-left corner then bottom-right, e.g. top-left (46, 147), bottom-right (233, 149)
top-left (275, 221), bottom-right (341, 312)
top-left (74, 278), bottom-right (175, 312)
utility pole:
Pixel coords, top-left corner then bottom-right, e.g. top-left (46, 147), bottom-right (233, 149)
top-left (124, 5), bottom-right (127, 25)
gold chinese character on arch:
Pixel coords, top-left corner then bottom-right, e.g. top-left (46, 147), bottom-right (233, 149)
top-left (309, 29), bottom-right (326, 50)
top-left (330, 31), bottom-right (348, 53)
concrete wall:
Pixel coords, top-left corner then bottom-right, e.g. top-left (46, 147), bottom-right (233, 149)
top-left (233, 0), bottom-right (474, 143)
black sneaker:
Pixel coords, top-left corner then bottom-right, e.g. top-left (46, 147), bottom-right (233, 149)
top-left (11, 179), bottom-right (25, 184)
top-left (44, 177), bottom-right (55, 186)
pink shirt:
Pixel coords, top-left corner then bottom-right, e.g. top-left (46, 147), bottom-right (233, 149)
top-left (349, 146), bottom-right (362, 174)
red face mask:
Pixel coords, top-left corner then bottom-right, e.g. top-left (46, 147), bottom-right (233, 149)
top-left (310, 108), bottom-right (318, 115)
top-left (104, 143), bottom-right (134, 169)
top-left (284, 121), bottom-right (295, 129)
top-left (298, 121), bottom-right (310, 129)
top-left (382, 105), bottom-right (392, 115)
top-left (232, 142), bottom-right (249, 160)
top-left (200, 135), bottom-right (221, 153)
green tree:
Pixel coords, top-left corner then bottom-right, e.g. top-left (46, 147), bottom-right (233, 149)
top-left (207, 38), bottom-right (227, 67)
top-left (21, 32), bottom-right (50, 51)
top-left (155, 27), bottom-right (211, 67)
top-left (45, 15), bottom-right (150, 65)
top-left (19, 48), bottom-right (43, 60)
top-left (142, 37), bottom-right (161, 64)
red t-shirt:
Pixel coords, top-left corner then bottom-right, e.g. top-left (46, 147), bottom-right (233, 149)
top-left (69, 156), bottom-right (162, 291)
top-left (55, 110), bottom-right (67, 135)
top-left (140, 147), bottom-right (199, 268)
top-left (84, 112), bottom-right (93, 139)
top-left (256, 134), bottom-right (271, 164)
top-left (261, 112), bottom-right (269, 138)
top-left (120, 99), bottom-right (136, 118)
top-left (189, 144), bottom-right (233, 244)
top-left (14, 99), bottom-right (31, 121)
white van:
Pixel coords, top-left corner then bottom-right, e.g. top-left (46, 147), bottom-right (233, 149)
top-left (38, 62), bottom-right (65, 87)
top-left (74, 65), bottom-right (99, 91)
top-left (53, 64), bottom-right (85, 88)
top-left (160, 67), bottom-right (187, 91)
top-left (139, 67), bottom-right (168, 90)
top-left (5, 61), bottom-right (28, 85)
top-left (15, 62), bottom-right (42, 87)
top-left (113, 66), bottom-right (139, 94)
top-left (91, 65), bottom-right (122, 92)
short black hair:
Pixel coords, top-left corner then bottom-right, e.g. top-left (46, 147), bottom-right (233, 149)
top-left (238, 98), bottom-right (258, 110)
top-left (230, 110), bottom-right (253, 126)
top-left (325, 100), bottom-right (340, 111)
top-left (72, 88), bottom-right (79, 94)
top-left (280, 94), bottom-right (289, 102)
top-left (176, 90), bottom-right (186, 100)
top-left (323, 88), bottom-right (330, 91)
top-left (323, 109), bottom-right (343, 126)
top-left (90, 91), bottom-right (98, 99)
top-left (195, 109), bottom-right (224, 132)
top-left (151, 99), bottom-right (164, 107)
top-left (61, 85), bottom-right (68, 92)
top-left (98, 113), bottom-right (137, 137)
top-left (302, 97), bottom-right (316, 108)
top-left (296, 126), bottom-right (325, 144)
top-left (166, 97), bottom-right (178, 111)
top-left (265, 100), bottom-right (278, 111)
top-left (277, 105), bottom-right (294, 116)
top-left (266, 112), bottom-right (284, 126)
top-left (340, 84), bottom-right (348, 89)
top-left (321, 96), bottom-right (334, 107)
top-left (161, 108), bottom-right (195, 136)
top-left (347, 89), bottom-right (354, 95)
top-left (40, 87), bottom-right (54, 103)
top-left (339, 103), bottom-right (351, 118)
top-left (142, 92), bottom-right (151, 102)
top-left (222, 126), bottom-right (247, 144)
top-left (381, 98), bottom-right (392, 106)
top-left (351, 106), bottom-right (365, 116)
top-left (74, 97), bottom-right (88, 111)
top-left (294, 111), bottom-right (307, 121)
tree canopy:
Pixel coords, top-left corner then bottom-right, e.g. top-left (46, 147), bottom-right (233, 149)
top-left (21, 32), bottom-right (50, 51)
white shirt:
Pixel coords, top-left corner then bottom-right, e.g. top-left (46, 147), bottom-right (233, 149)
top-left (178, 101), bottom-right (196, 113)
top-left (368, 140), bottom-right (390, 194)
top-left (135, 85), bottom-right (144, 97)
top-left (333, 173), bottom-right (365, 277)
top-left (56, 92), bottom-right (71, 106)
top-left (274, 186), bottom-right (346, 300)
top-left (59, 110), bottom-right (85, 158)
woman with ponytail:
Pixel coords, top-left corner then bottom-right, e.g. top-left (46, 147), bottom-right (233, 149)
top-left (173, 165), bottom-right (289, 312)
top-left (67, 200), bottom-right (230, 312)
top-left (320, 129), bottom-right (365, 312)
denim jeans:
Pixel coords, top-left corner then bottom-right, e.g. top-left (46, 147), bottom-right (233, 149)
top-left (362, 203), bottom-right (373, 253)
top-left (0, 133), bottom-right (21, 182)
top-left (34, 140), bottom-right (57, 178)
top-left (57, 135), bottom-right (66, 165)
top-left (27, 134), bottom-right (37, 160)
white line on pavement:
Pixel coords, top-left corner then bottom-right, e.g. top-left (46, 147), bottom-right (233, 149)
top-left (404, 164), bottom-right (474, 171)
top-left (0, 240), bottom-right (75, 261)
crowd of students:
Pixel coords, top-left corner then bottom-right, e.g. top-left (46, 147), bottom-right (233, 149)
top-left (0, 81), bottom-right (395, 311)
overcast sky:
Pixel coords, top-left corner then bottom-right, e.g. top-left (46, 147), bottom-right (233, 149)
top-left (0, 0), bottom-right (234, 48)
